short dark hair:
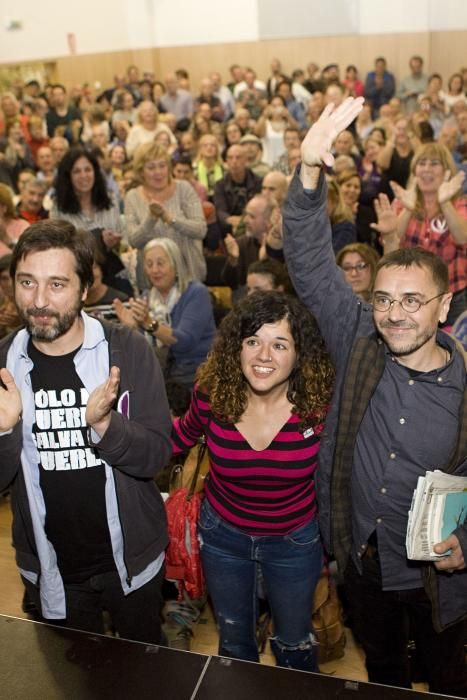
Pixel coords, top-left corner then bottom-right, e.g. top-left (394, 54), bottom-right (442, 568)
top-left (0, 254), bottom-right (12, 274)
top-left (247, 258), bottom-right (291, 292)
top-left (52, 83), bottom-right (66, 92)
top-left (376, 247), bottom-right (449, 294)
top-left (10, 220), bottom-right (94, 292)
top-left (55, 147), bottom-right (112, 214)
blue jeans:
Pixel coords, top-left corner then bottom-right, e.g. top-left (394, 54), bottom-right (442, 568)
top-left (198, 498), bottom-right (323, 671)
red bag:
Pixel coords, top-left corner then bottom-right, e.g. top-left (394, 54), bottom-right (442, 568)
top-left (165, 441), bottom-right (207, 600)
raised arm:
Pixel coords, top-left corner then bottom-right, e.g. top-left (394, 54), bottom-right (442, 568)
top-left (283, 97), bottom-right (374, 364)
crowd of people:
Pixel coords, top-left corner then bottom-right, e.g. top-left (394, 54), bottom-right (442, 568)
top-left (0, 54), bottom-right (466, 696)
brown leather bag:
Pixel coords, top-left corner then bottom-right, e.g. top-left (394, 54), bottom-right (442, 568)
top-left (312, 571), bottom-right (346, 664)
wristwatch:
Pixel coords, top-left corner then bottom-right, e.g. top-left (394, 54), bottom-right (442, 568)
top-left (144, 319), bottom-right (159, 334)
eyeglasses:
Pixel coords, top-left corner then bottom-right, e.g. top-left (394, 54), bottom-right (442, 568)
top-left (372, 292), bottom-right (446, 313)
top-left (341, 262), bottom-right (369, 273)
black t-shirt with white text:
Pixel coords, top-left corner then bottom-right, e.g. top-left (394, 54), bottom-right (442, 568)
top-left (28, 339), bottom-right (115, 582)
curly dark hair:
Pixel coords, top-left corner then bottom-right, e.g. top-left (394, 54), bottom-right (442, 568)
top-left (55, 146), bottom-right (112, 214)
top-left (197, 291), bottom-right (334, 429)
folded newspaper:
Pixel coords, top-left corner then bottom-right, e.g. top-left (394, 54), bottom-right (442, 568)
top-left (406, 470), bottom-right (467, 561)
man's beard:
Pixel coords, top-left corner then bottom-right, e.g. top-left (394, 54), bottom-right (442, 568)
top-left (19, 302), bottom-right (81, 342)
top-left (378, 320), bottom-right (437, 357)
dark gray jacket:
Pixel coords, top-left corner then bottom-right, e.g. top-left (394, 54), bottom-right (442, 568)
top-left (283, 168), bottom-right (467, 631)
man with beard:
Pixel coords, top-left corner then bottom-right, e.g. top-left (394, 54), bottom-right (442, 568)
top-left (0, 220), bottom-right (172, 643)
top-left (283, 97), bottom-right (466, 697)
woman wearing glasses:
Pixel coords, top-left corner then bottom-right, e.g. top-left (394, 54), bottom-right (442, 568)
top-left (371, 142), bottom-right (467, 325)
top-left (336, 242), bottom-right (380, 302)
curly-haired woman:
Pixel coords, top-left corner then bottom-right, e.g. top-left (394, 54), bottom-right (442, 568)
top-left (172, 291), bottom-right (334, 671)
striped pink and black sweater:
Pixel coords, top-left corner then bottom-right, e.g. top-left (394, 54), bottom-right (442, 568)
top-left (172, 386), bottom-right (323, 536)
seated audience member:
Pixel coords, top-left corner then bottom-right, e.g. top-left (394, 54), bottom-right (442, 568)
top-left (371, 142), bottom-right (467, 325)
top-left (266, 58), bottom-right (285, 98)
top-left (214, 145), bottom-right (262, 236)
top-left (27, 116), bottom-right (49, 163)
top-left (355, 102), bottom-right (374, 143)
top-left (223, 194), bottom-right (278, 296)
top-left (364, 57), bottom-right (396, 117)
top-left (438, 124), bottom-right (462, 165)
top-left (126, 101), bottom-right (176, 158)
top-left (45, 84), bottom-right (82, 141)
top-left (50, 147), bottom-right (122, 234)
top-left (240, 134), bottom-right (270, 179)
top-left (228, 64), bottom-right (245, 94)
top-left (84, 244), bottom-right (129, 320)
top-left (0, 92), bottom-right (29, 140)
top-left (333, 155), bottom-right (357, 178)
top-left (125, 143), bottom-right (207, 289)
top-left (210, 71), bottom-right (236, 121)
top-left (233, 67), bottom-right (267, 100)
top-left (336, 169), bottom-right (361, 216)
top-left (14, 168), bottom-right (35, 205)
top-left (276, 80), bottom-right (307, 130)
top-left (333, 130), bottom-right (360, 168)
top-left (272, 127), bottom-right (301, 175)
top-left (377, 117), bottom-right (417, 198)
top-left (0, 184), bottom-right (29, 252)
top-left (16, 177), bottom-right (48, 224)
top-left (335, 242), bottom-right (380, 302)
top-left (306, 91), bottom-right (325, 127)
top-left (111, 89), bottom-right (138, 129)
top-left (172, 155), bottom-right (208, 202)
top-left (3, 120), bottom-right (35, 181)
top-left (237, 69), bottom-right (267, 121)
top-left (422, 73), bottom-right (446, 121)
top-left (327, 179), bottom-right (356, 253)
top-left (233, 108), bottom-right (252, 136)
top-left (398, 56), bottom-right (428, 115)
top-left (246, 257), bottom-right (290, 294)
top-left (115, 238), bottom-right (215, 388)
top-left (176, 131), bottom-right (197, 162)
top-left (342, 65), bottom-right (364, 98)
top-left (304, 61), bottom-right (324, 93)
top-left (441, 73), bottom-right (467, 114)
top-left (291, 69), bottom-right (312, 109)
top-left (357, 135), bottom-right (384, 248)
top-left (49, 136), bottom-right (69, 167)
top-left (0, 253), bottom-right (21, 338)
top-left (223, 121), bottom-right (243, 158)
top-left (160, 74), bottom-right (194, 122)
top-left (35, 145), bottom-right (56, 190)
top-left (193, 134), bottom-right (224, 199)
top-left (194, 78), bottom-right (224, 123)
top-left (261, 171), bottom-right (289, 207)
top-left (255, 97), bottom-right (300, 167)
top-left (324, 83), bottom-right (346, 110)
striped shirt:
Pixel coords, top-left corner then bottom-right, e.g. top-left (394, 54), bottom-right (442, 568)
top-left (172, 387), bottom-right (323, 536)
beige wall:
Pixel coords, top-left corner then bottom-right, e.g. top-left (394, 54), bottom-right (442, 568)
top-left (5, 30), bottom-right (467, 93)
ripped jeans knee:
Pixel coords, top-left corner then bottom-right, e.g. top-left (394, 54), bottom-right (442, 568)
top-left (270, 633), bottom-right (319, 673)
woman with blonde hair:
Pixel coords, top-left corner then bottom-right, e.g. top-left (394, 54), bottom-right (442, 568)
top-left (371, 142), bottom-right (466, 324)
top-left (193, 134), bottom-right (224, 199)
top-left (125, 142), bottom-right (207, 289)
top-left (327, 179), bottom-right (356, 253)
top-left (125, 101), bottom-right (176, 158)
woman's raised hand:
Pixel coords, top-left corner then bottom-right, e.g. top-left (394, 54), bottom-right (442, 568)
top-left (438, 170), bottom-right (465, 206)
top-left (370, 194), bottom-right (398, 237)
top-left (390, 180), bottom-right (417, 212)
top-left (300, 97), bottom-right (364, 169)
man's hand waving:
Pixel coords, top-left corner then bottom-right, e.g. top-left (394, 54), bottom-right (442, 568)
top-left (300, 97), bottom-right (364, 188)
top-left (86, 366), bottom-right (120, 438)
top-left (0, 368), bottom-right (22, 432)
